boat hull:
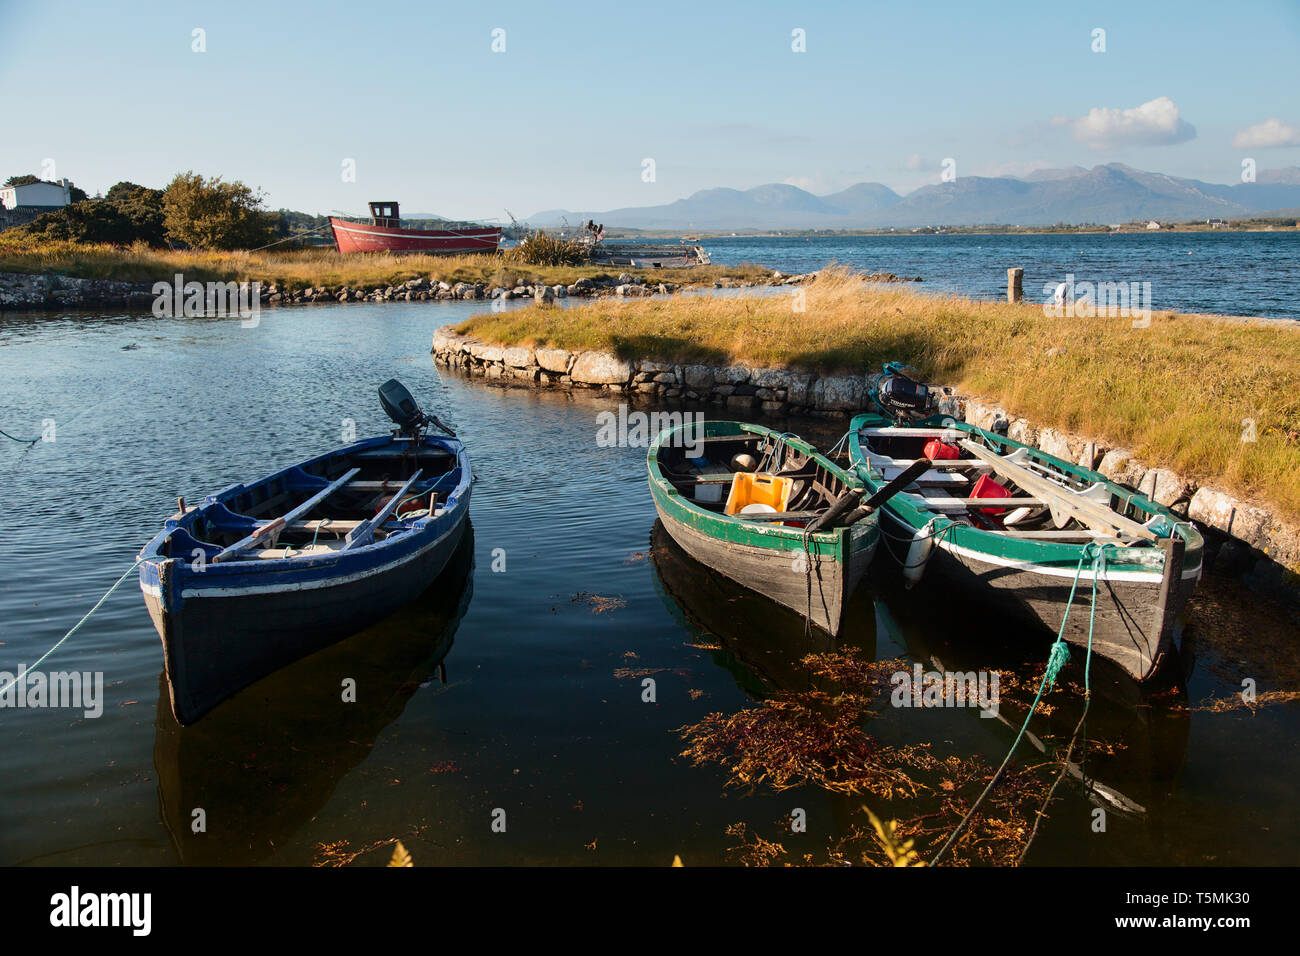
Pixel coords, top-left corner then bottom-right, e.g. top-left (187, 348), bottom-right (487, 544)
top-left (143, 504), bottom-right (469, 725)
top-left (647, 420), bottom-right (878, 635)
top-left (849, 413), bottom-right (1202, 682)
top-left (329, 218), bottom-right (501, 255)
top-left (878, 509), bottom-right (1189, 681)
top-left (653, 499), bottom-right (875, 634)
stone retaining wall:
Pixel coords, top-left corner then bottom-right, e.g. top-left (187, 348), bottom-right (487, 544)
top-left (432, 326), bottom-right (890, 419)
top-left (0, 272), bottom-right (156, 310)
top-left (1, 267), bottom-right (928, 311)
top-left (0, 268), bottom-right (826, 311)
top-left (432, 327), bottom-right (1300, 586)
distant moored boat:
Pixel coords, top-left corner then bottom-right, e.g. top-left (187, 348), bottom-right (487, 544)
top-left (330, 201), bottom-right (501, 255)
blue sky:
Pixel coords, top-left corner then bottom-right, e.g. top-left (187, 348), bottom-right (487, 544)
top-left (2, 0), bottom-right (1298, 220)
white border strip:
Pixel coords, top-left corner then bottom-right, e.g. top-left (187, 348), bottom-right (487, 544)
top-left (935, 538), bottom-right (1189, 584)
top-left (140, 517), bottom-right (463, 600)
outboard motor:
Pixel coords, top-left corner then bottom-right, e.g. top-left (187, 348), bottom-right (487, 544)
top-left (866, 363), bottom-right (939, 422)
top-left (378, 379), bottom-right (456, 438)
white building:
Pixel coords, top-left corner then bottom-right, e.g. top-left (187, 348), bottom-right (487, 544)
top-left (0, 179), bottom-right (72, 210)
top-left (1146, 220), bottom-right (1162, 230)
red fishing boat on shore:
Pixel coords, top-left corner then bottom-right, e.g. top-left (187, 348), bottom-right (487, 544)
top-left (329, 202), bottom-right (502, 255)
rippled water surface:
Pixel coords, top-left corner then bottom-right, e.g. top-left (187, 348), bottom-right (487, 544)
top-left (701, 232), bottom-right (1300, 319)
top-left (0, 301), bottom-right (1295, 866)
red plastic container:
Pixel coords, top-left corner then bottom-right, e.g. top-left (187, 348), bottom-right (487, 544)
top-left (970, 474), bottom-right (1011, 515)
top-left (923, 440), bottom-right (961, 461)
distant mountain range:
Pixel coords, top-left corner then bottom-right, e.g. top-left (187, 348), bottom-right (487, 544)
top-left (528, 164), bottom-right (1300, 230)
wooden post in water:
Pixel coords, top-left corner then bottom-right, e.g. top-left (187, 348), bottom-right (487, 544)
top-left (1007, 267), bottom-right (1024, 303)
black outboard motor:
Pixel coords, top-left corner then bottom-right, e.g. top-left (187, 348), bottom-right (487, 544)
top-left (378, 379), bottom-right (456, 438)
top-left (866, 363), bottom-right (942, 422)
top-left (878, 375), bottom-right (932, 415)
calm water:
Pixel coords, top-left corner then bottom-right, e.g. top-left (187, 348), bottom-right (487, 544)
top-left (699, 232), bottom-right (1300, 319)
top-left (0, 301), bottom-right (1296, 866)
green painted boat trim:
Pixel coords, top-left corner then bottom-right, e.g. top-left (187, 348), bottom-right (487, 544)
top-left (647, 420), bottom-right (878, 564)
top-left (846, 412), bottom-right (1204, 579)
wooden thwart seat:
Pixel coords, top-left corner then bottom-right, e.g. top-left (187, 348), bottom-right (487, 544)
top-left (213, 467), bottom-right (361, 563)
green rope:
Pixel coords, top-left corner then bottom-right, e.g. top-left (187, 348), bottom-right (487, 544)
top-left (0, 557), bottom-right (146, 698)
top-left (0, 428), bottom-right (42, 445)
top-left (930, 541), bottom-right (1112, 865)
top-left (1043, 638), bottom-right (1071, 687)
top-left (309, 517), bottom-right (332, 550)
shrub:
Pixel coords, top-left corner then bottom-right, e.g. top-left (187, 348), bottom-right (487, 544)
top-left (505, 234), bottom-right (589, 267)
top-left (162, 171), bottom-right (274, 250)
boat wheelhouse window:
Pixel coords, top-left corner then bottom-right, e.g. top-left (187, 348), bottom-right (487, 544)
top-left (369, 202), bottom-right (400, 226)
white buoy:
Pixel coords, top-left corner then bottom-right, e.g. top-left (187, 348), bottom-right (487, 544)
top-left (902, 519), bottom-right (941, 588)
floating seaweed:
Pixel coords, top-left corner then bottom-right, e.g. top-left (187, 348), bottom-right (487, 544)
top-left (570, 592), bottom-right (628, 614)
top-left (680, 648), bottom-right (1060, 866)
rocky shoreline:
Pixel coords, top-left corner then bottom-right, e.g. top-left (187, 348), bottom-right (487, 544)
top-left (431, 326), bottom-right (1300, 590)
top-left (0, 268), bottom-right (921, 311)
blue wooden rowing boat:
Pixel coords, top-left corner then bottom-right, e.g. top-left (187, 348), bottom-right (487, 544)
top-left (138, 381), bottom-right (472, 725)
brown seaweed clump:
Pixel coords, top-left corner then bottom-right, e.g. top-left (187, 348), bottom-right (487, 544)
top-left (679, 649), bottom-right (1058, 866)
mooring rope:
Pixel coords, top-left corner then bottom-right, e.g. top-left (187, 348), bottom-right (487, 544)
top-left (0, 557), bottom-right (147, 699)
top-left (247, 229), bottom-right (330, 252)
top-left (0, 428), bottom-right (42, 445)
top-left (929, 542), bottom-right (1112, 866)
top-left (1015, 543), bottom-right (1112, 863)
top-left (826, 428), bottom-right (853, 462)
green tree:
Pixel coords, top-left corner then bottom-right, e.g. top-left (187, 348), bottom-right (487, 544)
top-left (104, 181), bottom-right (166, 245)
top-left (20, 202), bottom-right (135, 243)
top-left (161, 171), bottom-right (274, 250)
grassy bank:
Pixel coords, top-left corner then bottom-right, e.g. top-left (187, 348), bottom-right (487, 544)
top-left (0, 236), bottom-right (770, 291)
top-left (457, 269), bottom-right (1300, 521)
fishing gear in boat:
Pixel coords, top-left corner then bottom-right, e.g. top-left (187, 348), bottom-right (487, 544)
top-left (846, 378), bottom-right (1203, 682)
top-left (646, 420), bottom-right (880, 636)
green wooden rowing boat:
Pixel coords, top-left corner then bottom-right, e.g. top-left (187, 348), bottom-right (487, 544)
top-left (847, 411), bottom-right (1203, 682)
top-left (648, 420), bottom-right (879, 635)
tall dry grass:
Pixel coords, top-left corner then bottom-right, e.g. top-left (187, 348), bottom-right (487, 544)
top-left (0, 236), bottom-right (767, 290)
top-left (457, 268), bottom-right (1300, 519)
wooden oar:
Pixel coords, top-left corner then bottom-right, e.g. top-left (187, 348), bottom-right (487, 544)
top-left (804, 487), bottom-right (865, 532)
top-left (343, 468), bottom-right (423, 550)
top-left (958, 439), bottom-right (1156, 541)
top-left (837, 457), bottom-right (935, 527)
top-left (212, 467), bottom-right (361, 563)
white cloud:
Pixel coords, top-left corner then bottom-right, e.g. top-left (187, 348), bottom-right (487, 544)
top-left (1067, 96), bottom-right (1196, 149)
top-left (1232, 118), bottom-right (1300, 150)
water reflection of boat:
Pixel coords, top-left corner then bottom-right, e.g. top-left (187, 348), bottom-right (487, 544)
top-left (656, 513), bottom-right (1190, 862)
top-left (152, 527), bottom-right (475, 865)
top-left (652, 520), bottom-right (879, 840)
top-left (871, 568), bottom-right (1191, 844)
top-left (649, 522), bottom-right (876, 696)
